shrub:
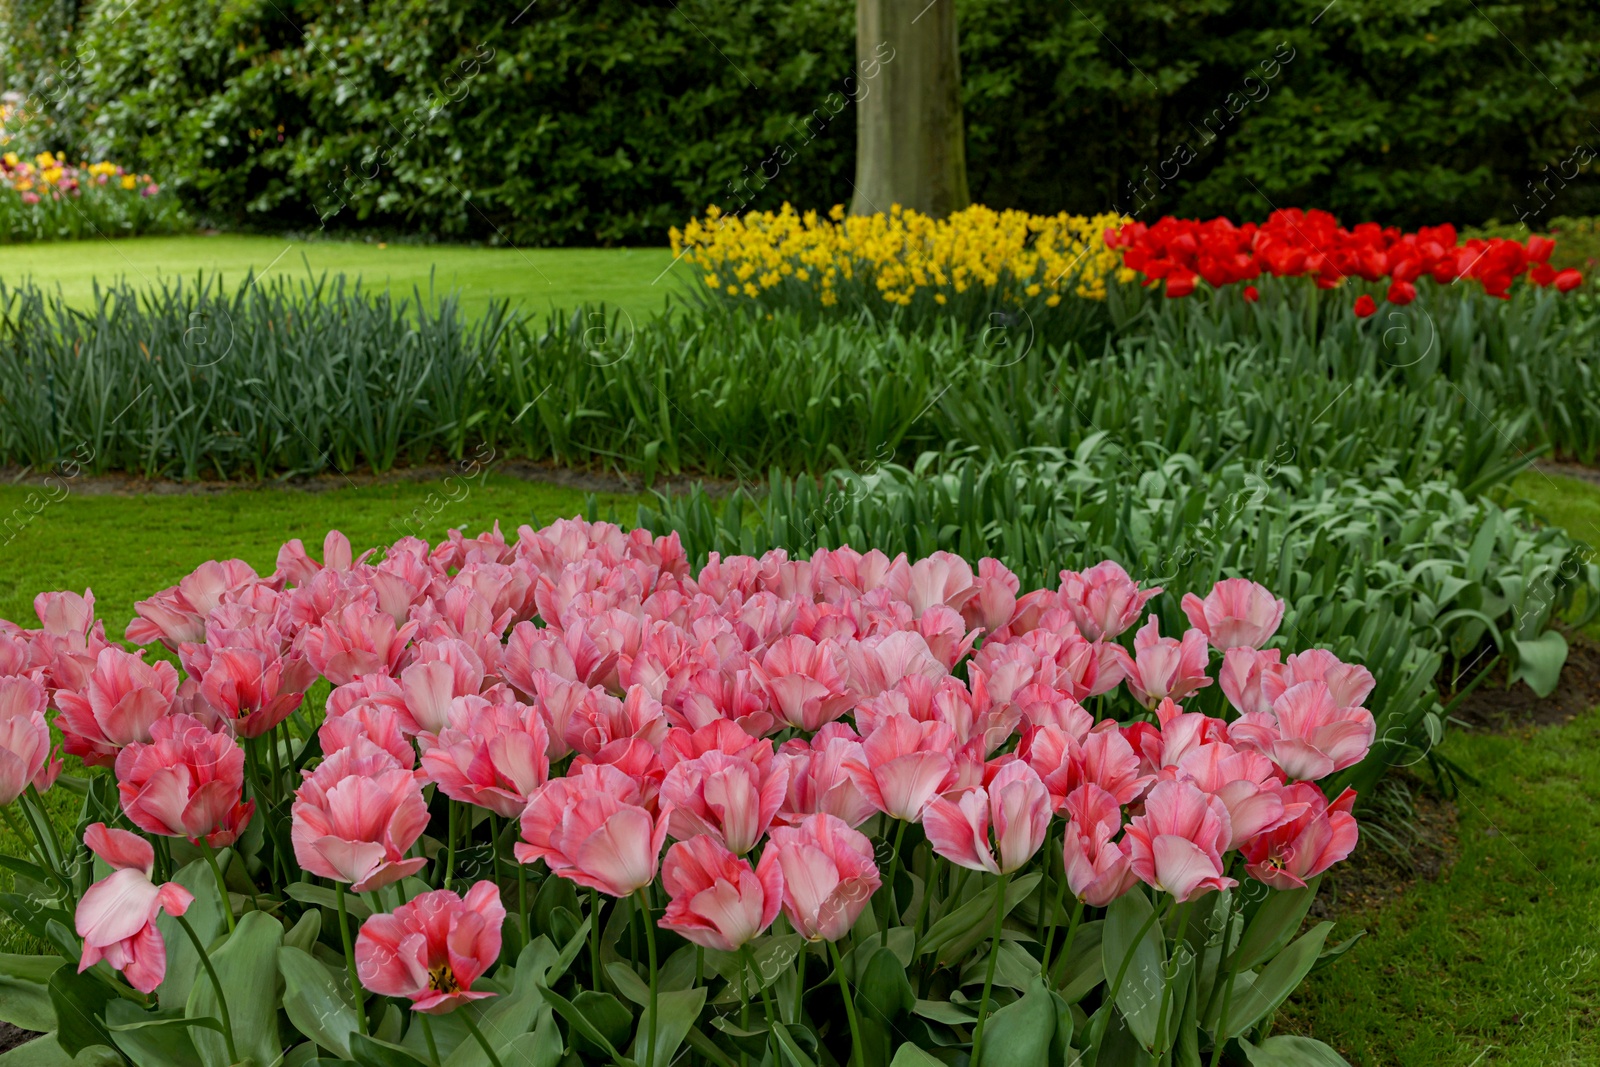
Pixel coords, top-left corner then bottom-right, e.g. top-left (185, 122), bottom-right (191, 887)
top-left (0, 522), bottom-right (1368, 1064)
top-left (0, 149), bottom-right (186, 242)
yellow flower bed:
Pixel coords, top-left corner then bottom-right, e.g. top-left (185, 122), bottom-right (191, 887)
top-left (670, 202), bottom-right (1135, 311)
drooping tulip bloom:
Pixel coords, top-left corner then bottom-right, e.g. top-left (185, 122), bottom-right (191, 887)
top-left (355, 881), bottom-right (505, 1014)
top-left (1229, 680), bottom-right (1376, 781)
top-left (516, 763), bottom-right (670, 897)
top-left (291, 738), bottom-right (429, 891)
top-left (1121, 616), bottom-right (1213, 708)
top-left (922, 761), bottom-right (1051, 874)
top-left (756, 813), bottom-right (881, 941)
top-left (1060, 784), bottom-right (1137, 906)
top-left (54, 646), bottom-right (179, 767)
top-left (843, 711), bottom-right (958, 822)
top-left (1180, 579), bottom-right (1285, 651)
top-left (1125, 779), bottom-right (1237, 902)
top-left (1057, 561), bottom-right (1161, 641)
top-left (1242, 784), bottom-right (1359, 889)
top-left (748, 635), bottom-right (857, 731)
top-left (418, 694), bottom-right (550, 818)
top-left (114, 714), bottom-right (254, 847)
top-left (661, 835), bottom-right (783, 952)
top-left (659, 750), bottom-right (789, 855)
top-left (75, 823), bottom-right (194, 994)
top-left (0, 675), bottom-right (59, 804)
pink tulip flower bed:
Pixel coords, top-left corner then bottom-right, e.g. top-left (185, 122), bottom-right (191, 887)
top-left (0, 520), bottom-right (1372, 1066)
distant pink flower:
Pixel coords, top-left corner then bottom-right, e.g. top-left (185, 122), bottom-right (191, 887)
top-left (748, 635), bottom-right (857, 731)
top-left (1126, 779), bottom-right (1237, 902)
top-left (292, 739), bottom-right (429, 891)
top-left (126, 560), bottom-right (260, 650)
top-left (54, 646), bottom-right (178, 767)
top-left (660, 750), bottom-right (789, 855)
top-left (0, 675), bottom-right (58, 804)
top-left (34, 590), bottom-right (97, 639)
top-left (843, 711), bottom-right (958, 821)
top-left (355, 881), bottom-right (505, 1014)
top-left (516, 763), bottom-right (670, 897)
top-left (1121, 615), bottom-right (1213, 708)
top-left (564, 685), bottom-right (667, 757)
top-left (1181, 579), bottom-right (1285, 651)
top-left (1242, 784), bottom-right (1359, 889)
top-left (1060, 784), bottom-right (1137, 906)
top-left (1058, 561), bottom-right (1161, 641)
top-left (922, 761), bottom-right (1051, 874)
top-left (1229, 680), bottom-right (1376, 781)
top-left (419, 694), bottom-right (550, 818)
top-left (115, 714), bottom-right (253, 847)
top-left (75, 824), bottom-right (193, 994)
top-left (661, 835), bottom-right (783, 952)
top-left (757, 813), bottom-right (881, 941)
top-left (660, 719), bottom-right (774, 773)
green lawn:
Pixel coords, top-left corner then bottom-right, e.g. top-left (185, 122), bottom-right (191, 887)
top-left (0, 234), bottom-right (684, 322)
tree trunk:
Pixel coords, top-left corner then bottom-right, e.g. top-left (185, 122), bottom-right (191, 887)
top-left (850, 0), bottom-right (970, 218)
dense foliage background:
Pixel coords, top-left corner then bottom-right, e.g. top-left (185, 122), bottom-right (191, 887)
top-left (3, 0), bottom-right (1599, 242)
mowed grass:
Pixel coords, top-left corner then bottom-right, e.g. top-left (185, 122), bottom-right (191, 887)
top-left (0, 234), bottom-right (683, 322)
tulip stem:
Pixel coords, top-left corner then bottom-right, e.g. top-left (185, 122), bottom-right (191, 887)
top-left (461, 1010), bottom-right (505, 1067)
top-left (1045, 894), bottom-right (1083, 986)
top-left (334, 880), bottom-right (367, 1036)
top-left (743, 944), bottom-right (780, 1059)
top-left (635, 889), bottom-right (660, 1067)
top-left (444, 802), bottom-right (459, 891)
top-left (1200, 890), bottom-right (1242, 1036)
top-left (589, 889), bottom-right (603, 982)
top-left (880, 819), bottom-right (907, 947)
top-left (197, 839), bottom-right (236, 933)
top-left (2, 803), bottom-right (69, 903)
top-left (969, 870), bottom-right (1011, 1067)
top-left (174, 911), bottom-right (239, 1066)
top-left (825, 939), bottom-right (864, 1067)
top-left (1040, 856), bottom-right (1071, 980)
top-left (1086, 905), bottom-right (1163, 1062)
top-left (793, 943), bottom-right (806, 1022)
top-left (517, 859), bottom-right (529, 945)
top-left (418, 1015), bottom-right (440, 1066)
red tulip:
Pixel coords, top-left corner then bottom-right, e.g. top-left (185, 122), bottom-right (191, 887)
top-left (355, 881), bottom-right (505, 1014)
top-left (1386, 280), bottom-right (1416, 305)
top-left (1352, 294), bottom-right (1377, 317)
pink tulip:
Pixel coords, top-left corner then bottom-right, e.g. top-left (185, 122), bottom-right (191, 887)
top-left (1258, 649), bottom-right (1375, 709)
top-left (1242, 784), bottom-right (1359, 889)
top-left (748, 635), bottom-right (857, 731)
top-left (115, 714), bottom-right (253, 847)
top-left (1172, 742), bottom-right (1288, 851)
top-left (355, 881), bottom-right (505, 1014)
top-left (842, 631), bottom-right (947, 698)
top-left (886, 551), bottom-right (977, 618)
top-left (0, 675), bottom-right (58, 804)
top-left (661, 719), bottom-right (774, 773)
top-left (419, 694), bottom-right (550, 818)
top-left (1060, 784), bottom-right (1138, 906)
top-left (922, 761), bottom-right (1051, 874)
top-left (661, 835), bottom-right (783, 951)
top-left (292, 739), bottom-right (429, 891)
top-left (1218, 647), bottom-right (1282, 717)
top-left (126, 561), bottom-right (260, 650)
top-left (198, 646), bottom-right (309, 738)
top-left (75, 824), bottom-right (194, 994)
top-left (1057, 561), bottom-right (1161, 641)
top-left (302, 603), bottom-right (418, 686)
top-left (516, 763), bottom-right (670, 897)
top-left (660, 750), bottom-right (788, 855)
top-left (843, 711), bottom-right (958, 822)
top-left (774, 728), bottom-right (875, 829)
top-left (34, 590), bottom-right (97, 639)
top-left (1180, 579), bottom-right (1285, 651)
top-left (756, 813), bottom-right (881, 941)
top-left (320, 701), bottom-right (417, 768)
top-left (54, 646), bottom-right (179, 767)
top-left (1121, 616), bottom-right (1213, 708)
top-left (1022, 722), bottom-right (1147, 810)
top-left (1126, 779), bottom-right (1237, 902)
top-left (564, 684), bottom-right (668, 758)
top-left (396, 639), bottom-right (488, 735)
top-left (1229, 680), bottom-right (1376, 781)
top-left (962, 558), bottom-right (1019, 634)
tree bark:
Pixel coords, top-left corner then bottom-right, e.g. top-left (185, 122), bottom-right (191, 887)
top-left (850, 0), bottom-right (970, 219)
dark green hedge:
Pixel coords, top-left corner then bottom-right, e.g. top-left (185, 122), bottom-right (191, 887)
top-left (4, 0), bottom-right (1598, 241)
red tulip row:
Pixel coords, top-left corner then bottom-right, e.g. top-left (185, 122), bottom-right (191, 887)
top-left (1107, 208), bottom-right (1584, 312)
top-left (1, 521), bottom-right (1371, 1064)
